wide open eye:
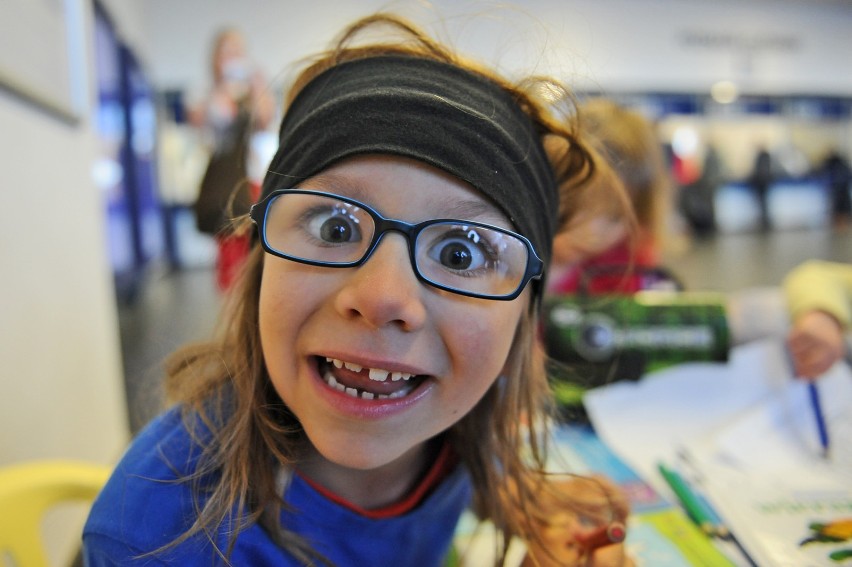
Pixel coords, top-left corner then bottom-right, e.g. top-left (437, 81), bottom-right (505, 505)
top-left (304, 203), bottom-right (364, 246)
top-left (438, 241), bottom-right (476, 271)
top-left (317, 215), bottom-right (355, 243)
top-left (423, 225), bottom-right (496, 276)
top-left (417, 222), bottom-right (532, 296)
top-left (262, 192), bottom-right (375, 265)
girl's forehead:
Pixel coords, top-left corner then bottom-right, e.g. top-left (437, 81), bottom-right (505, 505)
top-left (299, 155), bottom-right (513, 227)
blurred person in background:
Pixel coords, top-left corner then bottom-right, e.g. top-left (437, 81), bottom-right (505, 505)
top-left (748, 146), bottom-right (773, 232)
top-left (548, 98), bottom-right (681, 295)
top-left (678, 144), bottom-right (723, 237)
top-left (822, 150), bottom-right (852, 231)
top-left (191, 27), bottom-right (275, 291)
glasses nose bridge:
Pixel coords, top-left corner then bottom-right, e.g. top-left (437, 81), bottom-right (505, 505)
top-left (369, 217), bottom-right (419, 256)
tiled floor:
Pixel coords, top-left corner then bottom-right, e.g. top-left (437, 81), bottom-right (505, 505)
top-left (664, 227), bottom-right (851, 291)
top-left (118, 265), bottom-right (221, 433)
top-left (118, 225), bottom-right (851, 434)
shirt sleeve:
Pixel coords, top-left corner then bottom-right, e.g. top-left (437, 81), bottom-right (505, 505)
top-left (783, 260), bottom-right (852, 329)
top-left (82, 533), bottom-right (169, 566)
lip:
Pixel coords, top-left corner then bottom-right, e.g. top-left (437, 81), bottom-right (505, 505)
top-left (308, 355), bottom-right (435, 420)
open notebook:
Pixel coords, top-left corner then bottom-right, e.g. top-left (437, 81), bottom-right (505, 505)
top-left (584, 339), bottom-right (852, 567)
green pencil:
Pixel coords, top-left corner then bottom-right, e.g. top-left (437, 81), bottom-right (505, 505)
top-left (657, 462), bottom-right (717, 537)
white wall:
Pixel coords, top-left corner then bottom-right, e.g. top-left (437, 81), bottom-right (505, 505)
top-left (0, 0), bottom-right (129, 464)
top-left (0, 97), bottom-right (128, 465)
top-left (1, 0), bottom-right (129, 562)
top-left (127, 0), bottom-right (852, 99)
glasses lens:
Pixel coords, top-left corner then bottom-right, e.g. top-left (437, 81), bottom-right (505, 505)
top-left (262, 193), bottom-right (375, 264)
top-left (415, 222), bottom-right (530, 297)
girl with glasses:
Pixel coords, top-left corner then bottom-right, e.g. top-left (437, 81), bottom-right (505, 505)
top-left (84, 13), bottom-right (632, 567)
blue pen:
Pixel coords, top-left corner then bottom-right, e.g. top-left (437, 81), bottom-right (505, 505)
top-left (807, 381), bottom-right (830, 459)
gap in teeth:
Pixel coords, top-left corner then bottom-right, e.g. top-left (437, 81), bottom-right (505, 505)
top-left (325, 357), bottom-right (413, 382)
top-left (323, 368), bottom-right (410, 400)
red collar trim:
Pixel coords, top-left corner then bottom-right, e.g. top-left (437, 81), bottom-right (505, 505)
top-left (297, 441), bottom-right (457, 520)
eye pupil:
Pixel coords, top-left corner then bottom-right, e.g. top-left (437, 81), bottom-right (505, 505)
top-left (440, 243), bottom-right (472, 269)
top-left (320, 219), bottom-right (351, 243)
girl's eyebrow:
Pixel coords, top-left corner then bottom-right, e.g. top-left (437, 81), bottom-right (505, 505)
top-left (301, 172), bottom-right (507, 224)
top-left (439, 200), bottom-right (506, 224)
top-left (297, 171), bottom-right (356, 194)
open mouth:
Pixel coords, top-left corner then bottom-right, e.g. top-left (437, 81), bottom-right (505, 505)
top-left (317, 356), bottom-right (428, 400)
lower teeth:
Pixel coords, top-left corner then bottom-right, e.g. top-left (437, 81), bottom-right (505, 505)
top-left (324, 370), bottom-right (410, 400)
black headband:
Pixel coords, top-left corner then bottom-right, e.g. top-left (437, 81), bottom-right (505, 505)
top-left (261, 54), bottom-right (558, 271)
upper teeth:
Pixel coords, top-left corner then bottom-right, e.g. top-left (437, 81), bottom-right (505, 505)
top-left (326, 358), bottom-right (414, 382)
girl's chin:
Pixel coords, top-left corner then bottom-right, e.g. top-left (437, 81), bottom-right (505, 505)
top-left (321, 447), bottom-right (397, 471)
top-left (306, 430), bottom-right (427, 476)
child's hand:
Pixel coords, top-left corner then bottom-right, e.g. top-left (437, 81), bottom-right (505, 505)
top-left (787, 310), bottom-right (845, 379)
top-left (583, 540), bottom-right (635, 567)
top-left (521, 475), bottom-right (633, 567)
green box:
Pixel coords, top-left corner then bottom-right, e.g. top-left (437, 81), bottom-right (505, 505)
top-left (542, 291), bottom-right (730, 413)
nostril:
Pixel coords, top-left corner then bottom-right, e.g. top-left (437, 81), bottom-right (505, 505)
top-left (334, 270), bottom-right (427, 332)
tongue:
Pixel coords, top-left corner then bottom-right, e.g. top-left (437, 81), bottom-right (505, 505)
top-left (330, 365), bottom-right (414, 396)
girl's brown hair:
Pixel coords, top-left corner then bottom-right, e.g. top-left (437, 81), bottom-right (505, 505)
top-left (579, 98), bottom-right (672, 251)
top-left (164, 13), bottom-right (626, 566)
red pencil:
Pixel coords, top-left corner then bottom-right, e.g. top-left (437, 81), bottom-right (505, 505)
top-left (575, 522), bottom-right (626, 552)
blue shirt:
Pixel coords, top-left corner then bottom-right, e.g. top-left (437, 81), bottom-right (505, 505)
top-left (83, 407), bottom-right (472, 566)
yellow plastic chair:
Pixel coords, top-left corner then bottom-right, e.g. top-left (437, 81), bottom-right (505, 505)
top-left (0, 460), bottom-right (111, 567)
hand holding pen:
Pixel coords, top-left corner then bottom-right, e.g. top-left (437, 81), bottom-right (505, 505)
top-left (784, 326), bottom-right (833, 459)
top-left (787, 310), bottom-right (845, 380)
top-left (521, 520), bottom-right (632, 567)
top-left (520, 475), bottom-right (633, 567)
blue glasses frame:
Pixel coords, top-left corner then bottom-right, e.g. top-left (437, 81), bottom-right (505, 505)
top-left (249, 189), bottom-right (543, 300)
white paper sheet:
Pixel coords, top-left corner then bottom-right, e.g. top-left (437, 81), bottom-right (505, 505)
top-left (583, 339), bottom-right (793, 492)
top-left (703, 372), bottom-right (852, 484)
top-left (584, 338), bottom-right (852, 567)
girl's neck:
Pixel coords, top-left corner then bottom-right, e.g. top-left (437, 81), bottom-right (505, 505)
top-left (296, 437), bottom-right (443, 510)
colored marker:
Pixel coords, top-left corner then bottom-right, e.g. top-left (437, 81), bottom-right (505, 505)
top-left (807, 381), bottom-right (830, 459)
top-left (693, 488), bottom-right (730, 539)
top-left (657, 462), bottom-right (717, 537)
top-left (575, 521), bottom-right (626, 552)
top-left (675, 450), bottom-right (730, 539)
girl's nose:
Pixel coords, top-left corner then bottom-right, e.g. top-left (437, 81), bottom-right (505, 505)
top-left (333, 234), bottom-right (428, 331)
